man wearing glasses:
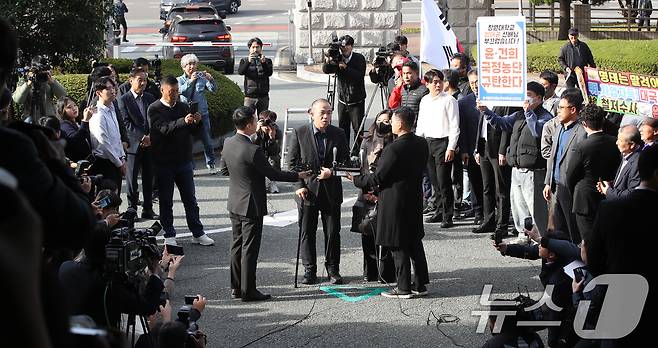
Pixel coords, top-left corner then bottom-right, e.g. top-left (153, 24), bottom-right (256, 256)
top-left (543, 88), bottom-right (587, 243)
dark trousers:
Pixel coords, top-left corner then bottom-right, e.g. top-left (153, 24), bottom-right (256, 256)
top-left (427, 138), bottom-right (454, 220)
top-left (480, 153), bottom-right (511, 229)
top-left (390, 239), bottom-right (429, 292)
top-left (576, 213), bottom-right (595, 243)
top-left (361, 234), bottom-right (395, 282)
top-left (156, 161), bottom-right (204, 238)
top-left (337, 99), bottom-right (365, 153)
top-left (452, 152), bottom-right (464, 205)
top-left (230, 212), bottom-right (264, 294)
top-left (117, 16), bottom-right (127, 40)
top-left (551, 183), bottom-right (581, 244)
top-left (465, 156), bottom-right (484, 218)
top-left (90, 157), bottom-right (122, 194)
top-left (243, 95), bottom-right (270, 115)
top-left (298, 190), bottom-right (341, 274)
top-left (126, 147), bottom-right (154, 210)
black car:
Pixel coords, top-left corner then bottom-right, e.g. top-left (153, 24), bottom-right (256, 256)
top-left (162, 3), bottom-right (222, 32)
top-left (160, 0), bottom-right (240, 19)
top-left (162, 17), bottom-right (235, 74)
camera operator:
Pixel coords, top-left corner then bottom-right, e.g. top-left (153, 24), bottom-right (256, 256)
top-left (59, 224), bottom-right (166, 329)
top-left (143, 295), bottom-right (207, 348)
top-left (254, 110), bottom-right (283, 193)
top-left (91, 189), bottom-right (122, 228)
top-left (239, 37), bottom-right (273, 115)
top-left (368, 42), bottom-right (399, 86)
top-left (12, 55), bottom-right (67, 124)
top-left (322, 35), bottom-right (367, 152)
top-left (118, 58), bottom-right (162, 99)
top-left (493, 227), bottom-right (580, 347)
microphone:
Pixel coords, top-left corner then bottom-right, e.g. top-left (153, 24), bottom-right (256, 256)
top-left (332, 147), bottom-right (338, 168)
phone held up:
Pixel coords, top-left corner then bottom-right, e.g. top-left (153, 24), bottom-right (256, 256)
top-left (165, 244), bottom-right (184, 256)
top-left (184, 295), bottom-right (198, 305)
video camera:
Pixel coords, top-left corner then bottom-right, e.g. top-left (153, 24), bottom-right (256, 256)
top-left (291, 162), bottom-right (320, 177)
top-left (323, 32), bottom-right (343, 65)
top-left (152, 55), bottom-right (162, 86)
top-left (21, 56), bottom-right (51, 85)
top-left (370, 46), bottom-right (395, 85)
top-left (104, 221), bottom-right (163, 281)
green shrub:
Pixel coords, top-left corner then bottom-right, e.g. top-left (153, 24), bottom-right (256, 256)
top-left (472, 40), bottom-right (658, 75)
top-left (55, 58), bottom-right (243, 137)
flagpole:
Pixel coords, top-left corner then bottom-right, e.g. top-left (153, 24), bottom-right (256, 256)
top-left (419, 1), bottom-right (423, 76)
top-left (518, 0), bottom-right (523, 16)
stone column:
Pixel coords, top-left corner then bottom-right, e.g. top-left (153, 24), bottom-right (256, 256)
top-left (293, 0), bottom-right (402, 64)
top-left (447, 0), bottom-right (494, 55)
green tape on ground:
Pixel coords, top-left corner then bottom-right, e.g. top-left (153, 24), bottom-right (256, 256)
top-left (319, 285), bottom-right (388, 303)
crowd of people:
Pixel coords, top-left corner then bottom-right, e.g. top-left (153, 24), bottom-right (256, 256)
top-left (1, 12), bottom-right (655, 347)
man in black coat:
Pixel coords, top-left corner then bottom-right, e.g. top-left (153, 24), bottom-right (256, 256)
top-left (322, 35), bottom-right (366, 151)
top-left (118, 67), bottom-right (158, 219)
top-left (566, 105), bottom-right (620, 241)
top-left (543, 89), bottom-right (588, 244)
top-left (586, 145), bottom-right (658, 348)
top-left (598, 125), bottom-right (642, 199)
top-left (286, 99), bottom-right (350, 285)
top-left (350, 107), bottom-right (430, 298)
top-left (219, 106), bottom-right (310, 301)
top-left (558, 28), bottom-right (596, 89)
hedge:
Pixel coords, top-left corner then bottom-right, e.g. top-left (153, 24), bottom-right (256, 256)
top-left (55, 58), bottom-right (243, 137)
top-left (471, 39), bottom-right (658, 75)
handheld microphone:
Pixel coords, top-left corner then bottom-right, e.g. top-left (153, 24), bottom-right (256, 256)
top-left (332, 147), bottom-right (338, 168)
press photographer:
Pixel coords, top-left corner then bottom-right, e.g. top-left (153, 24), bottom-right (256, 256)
top-left (12, 55), bottom-right (67, 123)
top-left (321, 34), bottom-right (366, 152)
top-left (368, 43), bottom-right (398, 87)
top-left (239, 37), bottom-right (273, 114)
top-left (254, 110), bottom-right (283, 193)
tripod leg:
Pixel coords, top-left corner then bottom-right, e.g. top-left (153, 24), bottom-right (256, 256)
top-left (350, 83), bottom-right (381, 155)
top-left (294, 208), bottom-right (303, 288)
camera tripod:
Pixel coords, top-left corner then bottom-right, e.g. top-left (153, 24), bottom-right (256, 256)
top-left (29, 80), bottom-right (45, 123)
top-left (348, 82), bottom-right (389, 155)
top-left (125, 312), bottom-right (152, 347)
top-left (326, 74), bottom-right (337, 110)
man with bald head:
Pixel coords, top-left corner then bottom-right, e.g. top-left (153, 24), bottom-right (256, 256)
top-left (598, 124), bottom-right (642, 199)
top-left (286, 99), bottom-right (350, 285)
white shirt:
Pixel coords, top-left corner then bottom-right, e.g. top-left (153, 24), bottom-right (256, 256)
top-left (416, 92), bottom-right (460, 150)
top-left (90, 100), bottom-right (125, 167)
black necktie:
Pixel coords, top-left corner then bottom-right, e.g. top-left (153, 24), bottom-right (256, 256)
top-left (315, 132), bottom-right (326, 162)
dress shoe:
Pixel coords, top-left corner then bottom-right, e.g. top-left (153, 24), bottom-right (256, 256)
top-left (328, 273), bottom-right (344, 285)
top-left (440, 219), bottom-right (454, 228)
top-left (472, 224), bottom-right (495, 234)
top-left (425, 214), bottom-right (443, 223)
top-left (458, 209), bottom-right (475, 220)
top-left (241, 290), bottom-right (271, 302)
top-left (411, 284), bottom-right (429, 297)
top-left (422, 206), bottom-right (436, 215)
top-left (301, 274), bottom-right (317, 285)
top-left (141, 209), bottom-right (159, 220)
top-left (381, 288), bottom-right (413, 299)
top-left (230, 289), bottom-right (241, 299)
top-left (474, 216), bottom-right (483, 226)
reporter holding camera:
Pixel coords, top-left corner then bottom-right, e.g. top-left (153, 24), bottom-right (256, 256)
top-left (254, 110), bottom-right (283, 193)
top-left (12, 55), bottom-right (67, 124)
top-left (178, 54), bottom-right (217, 173)
top-left (321, 35), bottom-right (366, 152)
top-left (239, 38), bottom-right (273, 114)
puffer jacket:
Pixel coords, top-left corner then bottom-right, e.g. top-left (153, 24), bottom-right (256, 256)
top-left (238, 57), bottom-right (273, 98)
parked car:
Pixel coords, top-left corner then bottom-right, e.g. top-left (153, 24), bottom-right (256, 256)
top-left (205, 0), bottom-right (241, 14)
top-left (161, 17), bottom-right (235, 74)
top-left (162, 3), bottom-right (224, 32)
top-left (160, 0), bottom-right (190, 20)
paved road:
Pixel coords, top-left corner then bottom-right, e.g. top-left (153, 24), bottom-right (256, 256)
top-left (118, 71), bottom-right (548, 347)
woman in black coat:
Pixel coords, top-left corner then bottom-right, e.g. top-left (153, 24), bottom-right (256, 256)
top-left (57, 97), bottom-right (93, 162)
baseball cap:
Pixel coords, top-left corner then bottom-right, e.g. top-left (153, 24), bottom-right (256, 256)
top-left (568, 28), bottom-right (579, 36)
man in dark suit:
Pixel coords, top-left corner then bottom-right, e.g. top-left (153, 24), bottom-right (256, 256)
top-left (586, 145), bottom-right (658, 347)
top-left (118, 67), bottom-right (158, 219)
top-left (286, 99), bottom-right (350, 285)
top-left (543, 89), bottom-right (588, 244)
top-left (219, 106), bottom-right (311, 301)
top-left (349, 106), bottom-right (430, 298)
top-left (598, 125), bottom-right (642, 199)
top-left (565, 105), bottom-right (620, 242)
top-left (639, 117), bottom-right (658, 149)
top-left (473, 79), bottom-right (516, 235)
